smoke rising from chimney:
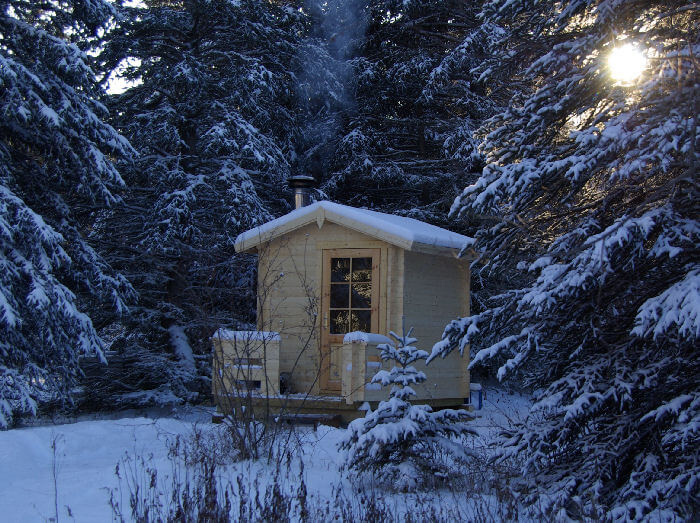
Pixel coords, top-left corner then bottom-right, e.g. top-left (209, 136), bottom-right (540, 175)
top-left (293, 0), bottom-right (368, 180)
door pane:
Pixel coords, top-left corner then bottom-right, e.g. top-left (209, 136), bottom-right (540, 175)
top-left (351, 257), bottom-right (372, 282)
top-left (351, 283), bottom-right (371, 308)
top-left (330, 284), bottom-right (349, 308)
top-left (327, 253), bottom-right (376, 336)
top-left (331, 258), bottom-right (350, 282)
top-left (330, 310), bottom-right (350, 334)
top-left (351, 310), bottom-right (371, 332)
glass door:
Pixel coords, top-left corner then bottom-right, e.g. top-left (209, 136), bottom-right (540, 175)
top-left (320, 249), bottom-right (380, 393)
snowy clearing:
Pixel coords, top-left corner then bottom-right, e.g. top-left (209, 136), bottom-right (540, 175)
top-left (0, 385), bottom-right (531, 522)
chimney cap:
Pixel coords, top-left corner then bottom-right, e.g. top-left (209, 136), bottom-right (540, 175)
top-left (288, 175), bottom-right (316, 188)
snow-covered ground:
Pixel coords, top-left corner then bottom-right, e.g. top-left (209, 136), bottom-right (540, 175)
top-left (0, 385), bottom-right (530, 522)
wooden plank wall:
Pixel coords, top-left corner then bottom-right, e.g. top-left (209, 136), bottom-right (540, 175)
top-left (401, 250), bottom-right (471, 400)
top-left (253, 218), bottom-right (469, 401)
top-left (211, 336), bottom-right (280, 397)
top-left (257, 221), bottom-right (392, 395)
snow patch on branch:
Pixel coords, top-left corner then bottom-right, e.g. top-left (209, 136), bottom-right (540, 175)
top-left (632, 268), bottom-right (700, 340)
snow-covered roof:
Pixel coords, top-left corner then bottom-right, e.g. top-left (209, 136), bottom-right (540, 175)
top-left (234, 201), bottom-right (474, 257)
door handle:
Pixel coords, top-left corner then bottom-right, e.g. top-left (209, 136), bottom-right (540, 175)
top-left (323, 314), bottom-right (328, 329)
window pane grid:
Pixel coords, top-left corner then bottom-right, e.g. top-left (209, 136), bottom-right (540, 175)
top-left (329, 256), bottom-right (373, 334)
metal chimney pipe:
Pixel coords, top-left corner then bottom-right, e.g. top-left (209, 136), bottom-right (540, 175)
top-left (288, 175), bottom-right (316, 209)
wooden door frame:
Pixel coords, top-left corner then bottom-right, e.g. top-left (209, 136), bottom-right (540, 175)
top-left (320, 248), bottom-right (381, 393)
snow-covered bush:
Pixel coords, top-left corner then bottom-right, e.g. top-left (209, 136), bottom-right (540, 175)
top-left (340, 328), bottom-right (474, 491)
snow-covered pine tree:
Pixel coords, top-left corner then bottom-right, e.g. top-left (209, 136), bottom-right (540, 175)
top-left (340, 327), bottom-right (474, 491)
top-left (432, 1), bottom-right (699, 518)
top-left (0, 0), bottom-right (134, 426)
top-left (86, 0), bottom-right (302, 408)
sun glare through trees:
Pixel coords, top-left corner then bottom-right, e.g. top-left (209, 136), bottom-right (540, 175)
top-left (608, 42), bottom-right (647, 84)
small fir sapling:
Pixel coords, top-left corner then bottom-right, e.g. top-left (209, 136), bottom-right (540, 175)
top-left (339, 327), bottom-right (475, 491)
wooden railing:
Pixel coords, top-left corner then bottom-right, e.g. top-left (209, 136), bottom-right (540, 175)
top-left (211, 329), bottom-right (280, 397)
top-left (341, 332), bottom-right (393, 405)
top-left (340, 331), bottom-right (471, 405)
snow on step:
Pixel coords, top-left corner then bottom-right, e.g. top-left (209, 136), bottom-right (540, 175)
top-left (343, 331), bottom-right (393, 345)
top-left (212, 329), bottom-right (280, 341)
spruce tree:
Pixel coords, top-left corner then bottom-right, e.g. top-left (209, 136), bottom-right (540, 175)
top-left (89, 0), bottom-right (302, 408)
top-left (0, 0), bottom-right (133, 426)
top-left (340, 327), bottom-right (474, 491)
top-left (431, 1), bottom-right (699, 518)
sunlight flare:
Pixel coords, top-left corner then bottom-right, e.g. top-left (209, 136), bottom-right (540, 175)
top-left (608, 43), bottom-right (647, 84)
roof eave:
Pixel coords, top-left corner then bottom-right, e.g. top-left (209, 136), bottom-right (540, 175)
top-left (233, 202), bottom-right (476, 257)
top-left (409, 243), bottom-right (475, 258)
top-left (233, 207), bottom-right (320, 253)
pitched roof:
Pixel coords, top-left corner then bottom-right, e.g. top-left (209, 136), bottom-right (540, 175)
top-left (234, 201), bottom-right (474, 257)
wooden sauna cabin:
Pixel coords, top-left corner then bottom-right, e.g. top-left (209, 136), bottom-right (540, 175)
top-left (212, 200), bottom-right (474, 422)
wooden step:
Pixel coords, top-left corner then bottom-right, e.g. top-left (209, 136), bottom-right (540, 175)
top-left (276, 413), bottom-right (343, 430)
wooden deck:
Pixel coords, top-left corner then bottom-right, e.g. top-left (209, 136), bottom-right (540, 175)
top-left (214, 392), bottom-right (469, 426)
